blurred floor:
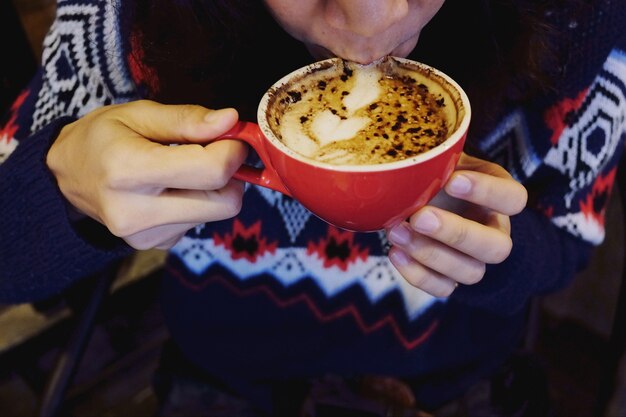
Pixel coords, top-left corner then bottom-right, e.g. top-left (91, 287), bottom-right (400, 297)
top-left (2, 0), bottom-right (625, 416)
top-left (0, 268), bottom-right (167, 417)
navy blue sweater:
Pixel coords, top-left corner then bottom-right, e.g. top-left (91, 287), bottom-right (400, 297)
top-left (1, 0), bottom-right (624, 410)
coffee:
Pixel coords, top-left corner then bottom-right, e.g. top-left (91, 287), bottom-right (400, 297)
top-left (266, 57), bottom-right (462, 165)
top-left (217, 57), bottom-right (470, 230)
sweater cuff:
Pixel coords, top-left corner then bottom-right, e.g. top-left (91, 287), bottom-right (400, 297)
top-left (0, 117), bottom-right (134, 303)
top-left (449, 208), bottom-right (592, 315)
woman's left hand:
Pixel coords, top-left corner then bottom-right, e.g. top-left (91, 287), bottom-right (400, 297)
top-left (386, 152), bottom-right (528, 297)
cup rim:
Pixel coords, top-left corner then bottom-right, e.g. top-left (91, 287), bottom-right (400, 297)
top-left (257, 56), bottom-right (471, 172)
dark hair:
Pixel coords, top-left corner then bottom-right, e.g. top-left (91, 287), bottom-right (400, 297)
top-left (131, 0), bottom-right (313, 119)
top-left (131, 0), bottom-right (571, 140)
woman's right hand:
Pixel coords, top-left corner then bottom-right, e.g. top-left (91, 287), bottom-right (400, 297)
top-left (47, 100), bottom-right (248, 250)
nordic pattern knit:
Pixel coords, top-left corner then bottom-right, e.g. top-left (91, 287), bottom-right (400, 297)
top-left (1, 0), bottom-right (625, 410)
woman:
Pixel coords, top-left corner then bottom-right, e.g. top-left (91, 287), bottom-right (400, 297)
top-left (1, 0), bottom-right (624, 415)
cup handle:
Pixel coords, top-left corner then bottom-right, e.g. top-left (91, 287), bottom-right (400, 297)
top-left (216, 121), bottom-right (291, 196)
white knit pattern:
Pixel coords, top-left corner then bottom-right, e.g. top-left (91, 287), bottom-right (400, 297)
top-left (31, 0), bottom-right (137, 133)
top-left (172, 235), bottom-right (438, 321)
top-left (545, 49), bottom-right (626, 243)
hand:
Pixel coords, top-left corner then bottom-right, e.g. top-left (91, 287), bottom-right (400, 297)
top-left (47, 100), bottom-right (248, 250)
top-left (386, 153), bottom-right (528, 297)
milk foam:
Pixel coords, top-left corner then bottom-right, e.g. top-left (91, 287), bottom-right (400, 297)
top-left (267, 58), bottom-right (455, 165)
top-left (308, 66), bottom-right (380, 146)
top-left (341, 65), bottom-right (381, 115)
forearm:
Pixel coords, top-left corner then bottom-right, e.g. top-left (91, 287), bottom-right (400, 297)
top-left (0, 118), bottom-right (132, 304)
top-left (451, 207), bottom-right (593, 315)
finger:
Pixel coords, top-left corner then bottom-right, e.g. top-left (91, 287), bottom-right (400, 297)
top-left (154, 232), bottom-right (187, 250)
top-left (456, 203), bottom-right (512, 235)
top-left (484, 209), bottom-right (512, 235)
top-left (119, 101), bottom-right (239, 144)
top-left (154, 182), bottom-right (244, 224)
top-left (124, 224), bottom-right (196, 250)
top-left (455, 153), bottom-right (512, 177)
top-left (388, 247), bottom-right (457, 297)
top-left (102, 180), bottom-right (244, 237)
top-left (408, 207), bottom-right (513, 264)
top-left (444, 171), bottom-right (528, 216)
top-left (122, 138), bottom-right (248, 190)
top-left (387, 222), bottom-right (486, 285)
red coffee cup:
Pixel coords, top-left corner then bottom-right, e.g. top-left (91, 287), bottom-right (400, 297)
top-left (219, 57), bottom-right (471, 232)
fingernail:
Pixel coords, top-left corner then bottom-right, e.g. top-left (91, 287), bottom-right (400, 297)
top-left (412, 210), bottom-right (440, 233)
top-left (448, 174), bottom-right (472, 195)
top-left (389, 249), bottom-right (410, 266)
top-left (389, 224), bottom-right (411, 245)
top-left (203, 109), bottom-right (227, 124)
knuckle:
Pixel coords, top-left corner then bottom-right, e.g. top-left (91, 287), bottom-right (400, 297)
top-left (101, 160), bottom-right (135, 189)
top-left (407, 270), bottom-right (430, 290)
top-left (414, 244), bottom-right (439, 265)
top-left (207, 169), bottom-right (232, 189)
top-left (100, 160), bottom-right (122, 187)
top-left (408, 276), bottom-right (427, 291)
top-left (85, 104), bottom-right (116, 121)
top-left (175, 104), bottom-right (204, 126)
top-left (206, 183), bottom-right (244, 220)
top-left (201, 154), bottom-right (234, 189)
top-left (101, 206), bottom-right (136, 238)
top-left (107, 220), bottom-right (133, 239)
top-left (449, 224), bottom-right (469, 247)
top-left (127, 99), bottom-right (155, 113)
top-left (84, 111), bottom-right (117, 138)
top-left (101, 147), bottom-right (144, 189)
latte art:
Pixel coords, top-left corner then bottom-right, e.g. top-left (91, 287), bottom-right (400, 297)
top-left (266, 57), bottom-right (459, 165)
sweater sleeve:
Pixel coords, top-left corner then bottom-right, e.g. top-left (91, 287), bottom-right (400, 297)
top-left (0, 0), bottom-right (140, 304)
top-left (0, 115), bottom-right (133, 303)
top-left (451, 207), bottom-right (593, 314)
top-left (452, 3), bottom-right (626, 315)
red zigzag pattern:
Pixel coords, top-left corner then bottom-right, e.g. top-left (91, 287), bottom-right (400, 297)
top-left (168, 266), bottom-right (439, 351)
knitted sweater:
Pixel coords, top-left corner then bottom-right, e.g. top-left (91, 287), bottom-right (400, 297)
top-left (1, 0), bottom-right (625, 410)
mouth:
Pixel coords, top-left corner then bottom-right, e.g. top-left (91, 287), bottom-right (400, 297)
top-left (305, 36), bottom-right (418, 64)
top-left (305, 44), bottom-right (388, 64)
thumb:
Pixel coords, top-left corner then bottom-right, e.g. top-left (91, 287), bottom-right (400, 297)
top-left (120, 100), bottom-right (239, 144)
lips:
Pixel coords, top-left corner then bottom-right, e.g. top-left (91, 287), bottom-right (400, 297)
top-left (307, 44), bottom-right (389, 64)
top-left (306, 35), bottom-right (417, 64)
